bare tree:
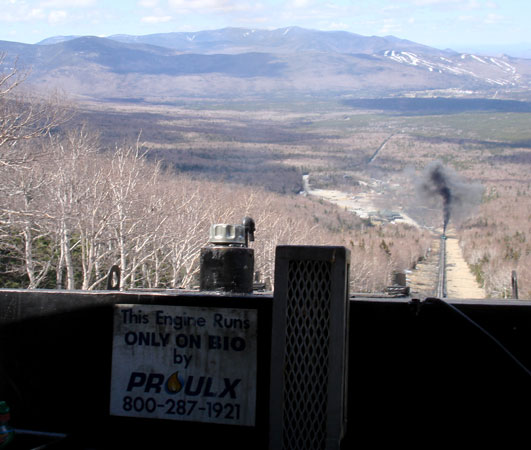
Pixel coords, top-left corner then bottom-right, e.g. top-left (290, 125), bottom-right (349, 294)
top-left (107, 142), bottom-right (175, 289)
top-left (43, 127), bottom-right (104, 289)
top-left (0, 142), bottom-right (57, 288)
top-left (74, 149), bottom-right (115, 290)
top-left (0, 54), bottom-right (69, 165)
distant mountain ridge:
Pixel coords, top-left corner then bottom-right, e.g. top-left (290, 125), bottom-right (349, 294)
top-left (1, 27), bottom-right (530, 101)
top-left (37, 27), bottom-right (438, 56)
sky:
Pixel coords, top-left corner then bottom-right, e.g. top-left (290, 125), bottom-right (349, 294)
top-left (0, 0), bottom-right (530, 54)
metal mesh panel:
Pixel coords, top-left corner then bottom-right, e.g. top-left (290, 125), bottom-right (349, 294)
top-left (283, 259), bottom-right (332, 450)
top-left (270, 245), bottom-right (350, 450)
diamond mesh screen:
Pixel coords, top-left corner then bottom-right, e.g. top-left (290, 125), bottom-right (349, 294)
top-left (282, 259), bottom-right (332, 450)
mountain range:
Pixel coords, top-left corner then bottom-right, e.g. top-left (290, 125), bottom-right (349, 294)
top-left (1, 27), bottom-right (530, 102)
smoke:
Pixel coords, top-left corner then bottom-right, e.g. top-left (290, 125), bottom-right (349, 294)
top-left (417, 161), bottom-right (483, 233)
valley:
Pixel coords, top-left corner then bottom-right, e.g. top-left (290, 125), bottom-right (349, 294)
top-left (69, 93), bottom-right (531, 298)
top-left (1, 27), bottom-right (531, 297)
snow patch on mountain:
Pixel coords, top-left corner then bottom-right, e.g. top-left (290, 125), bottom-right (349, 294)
top-left (471, 55), bottom-right (487, 64)
top-left (383, 50), bottom-right (519, 86)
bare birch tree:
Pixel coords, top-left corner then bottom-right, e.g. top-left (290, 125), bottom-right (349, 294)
top-left (0, 54), bottom-right (71, 288)
top-left (0, 147), bottom-right (56, 288)
top-left (45, 128), bottom-right (104, 289)
top-left (0, 53), bottom-right (68, 165)
top-left (107, 142), bottom-right (175, 289)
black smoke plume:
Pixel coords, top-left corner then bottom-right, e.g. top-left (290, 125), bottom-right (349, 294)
top-left (417, 161), bottom-right (483, 233)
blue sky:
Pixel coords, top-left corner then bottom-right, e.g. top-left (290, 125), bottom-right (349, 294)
top-left (0, 0), bottom-right (529, 53)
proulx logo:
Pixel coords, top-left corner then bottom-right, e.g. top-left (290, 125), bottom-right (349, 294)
top-left (126, 371), bottom-right (241, 399)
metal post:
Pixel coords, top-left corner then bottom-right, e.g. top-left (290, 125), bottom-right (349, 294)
top-left (512, 270), bottom-right (519, 300)
top-left (106, 265), bottom-right (121, 290)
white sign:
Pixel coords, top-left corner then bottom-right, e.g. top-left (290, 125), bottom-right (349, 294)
top-left (110, 304), bottom-right (257, 426)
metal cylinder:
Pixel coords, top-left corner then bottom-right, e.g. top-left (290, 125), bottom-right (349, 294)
top-left (199, 246), bottom-right (254, 293)
top-left (199, 220), bottom-right (255, 294)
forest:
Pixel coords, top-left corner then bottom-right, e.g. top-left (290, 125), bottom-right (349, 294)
top-left (0, 57), bottom-right (432, 292)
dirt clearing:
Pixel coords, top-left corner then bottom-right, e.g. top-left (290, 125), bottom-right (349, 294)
top-left (445, 230), bottom-right (485, 299)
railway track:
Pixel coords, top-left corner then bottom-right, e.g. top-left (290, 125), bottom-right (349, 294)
top-left (409, 231), bottom-right (485, 299)
top-left (435, 234), bottom-right (447, 298)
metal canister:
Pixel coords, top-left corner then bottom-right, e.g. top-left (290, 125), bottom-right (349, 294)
top-left (199, 218), bottom-right (255, 294)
